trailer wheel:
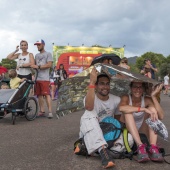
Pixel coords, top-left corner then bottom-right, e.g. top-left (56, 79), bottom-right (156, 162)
top-left (24, 97), bottom-right (38, 121)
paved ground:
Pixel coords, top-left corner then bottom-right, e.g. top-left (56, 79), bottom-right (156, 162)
top-left (0, 94), bottom-right (170, 170)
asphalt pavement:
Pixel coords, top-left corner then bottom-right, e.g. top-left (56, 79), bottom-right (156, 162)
top-left (0, 94), bottom-right (170, 170)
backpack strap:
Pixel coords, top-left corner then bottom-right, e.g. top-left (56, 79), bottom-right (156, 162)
top-left (123, 128), bottom-right (133, 160)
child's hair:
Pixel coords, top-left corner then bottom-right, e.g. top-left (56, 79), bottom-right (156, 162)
top-left (8, 69), bottom-right (17, 79)
top-left (1, 82), bottom-right (9, 89)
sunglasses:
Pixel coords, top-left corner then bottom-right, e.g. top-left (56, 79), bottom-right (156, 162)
top-left (132, 86), bottom-right (143, 90)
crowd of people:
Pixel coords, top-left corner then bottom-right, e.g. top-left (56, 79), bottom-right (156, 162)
top-left (1, 39), bottom-right (68, 119)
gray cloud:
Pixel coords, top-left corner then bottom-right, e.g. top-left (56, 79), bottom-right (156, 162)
top-left (0, 0), bottom-right (170, 61)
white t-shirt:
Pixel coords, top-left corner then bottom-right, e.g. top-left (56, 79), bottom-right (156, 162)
top-left (164, 75), bottom-right (169, 85)
top-left (84, 94), bottom-right (121, 122)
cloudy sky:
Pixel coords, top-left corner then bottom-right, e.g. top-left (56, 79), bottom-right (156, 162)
top-left (0, 0), bottom-right (170, 62)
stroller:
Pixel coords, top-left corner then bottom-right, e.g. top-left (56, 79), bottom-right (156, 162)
top-left (0, 69), bottom-right (38, 125)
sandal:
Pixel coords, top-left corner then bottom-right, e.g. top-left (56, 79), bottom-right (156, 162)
top-left (37, 111), bottom-right (46, 118)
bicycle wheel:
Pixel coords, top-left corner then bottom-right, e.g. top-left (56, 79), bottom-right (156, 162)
top-left (24, 97), bottom-right (38, 121)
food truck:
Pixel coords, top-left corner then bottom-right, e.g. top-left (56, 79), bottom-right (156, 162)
top-left (53, 45), bottom-right (124, 77)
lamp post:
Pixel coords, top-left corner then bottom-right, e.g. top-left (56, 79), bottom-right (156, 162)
top-left (52, 43), bottom-right (55, 67)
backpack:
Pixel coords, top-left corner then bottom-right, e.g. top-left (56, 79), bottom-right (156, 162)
top-left (74, 117), bottom-right (133, 158)
top-left (99, 116), bottom-right (122, 149)
top-left (109, 127), bottom-right (134, 159)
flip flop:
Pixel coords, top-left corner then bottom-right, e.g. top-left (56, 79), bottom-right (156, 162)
top-left (37, 111), bottom-right (46, 118)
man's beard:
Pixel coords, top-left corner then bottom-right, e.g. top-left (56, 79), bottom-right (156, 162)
top-left (98, 90), bottom-right (109, 96)
top-left (39, 48), bottom-right (43, 52)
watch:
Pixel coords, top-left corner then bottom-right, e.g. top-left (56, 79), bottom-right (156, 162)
top-left (38, 65), bottom-right (41, 69)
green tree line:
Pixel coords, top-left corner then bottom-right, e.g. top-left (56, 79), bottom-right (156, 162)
top-left (0, 58), bottom-right (17, 69)
top-left (129, 52), bottom-right (170, 80)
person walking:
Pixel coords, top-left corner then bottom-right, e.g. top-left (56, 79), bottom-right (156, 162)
top-left (75, 68), bottom-right (121, 168)
top-left (7, 40), bottom-right (35, 80)
top-left (164, 73), bottom-right (169, 95)
top-left (31, 39), bottom-right (53, 119)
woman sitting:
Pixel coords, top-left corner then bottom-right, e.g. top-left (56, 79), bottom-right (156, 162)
top-left (119, 81), bottom-right (164, 163)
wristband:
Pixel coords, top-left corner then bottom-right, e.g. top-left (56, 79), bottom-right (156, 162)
top-left (88, 85), bottom-right (96, 88)
top-left (138, 107), bottom-right (141, 112)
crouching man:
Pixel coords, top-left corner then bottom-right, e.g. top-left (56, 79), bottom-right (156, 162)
top-left (75, 68), bottom-right (121, 169)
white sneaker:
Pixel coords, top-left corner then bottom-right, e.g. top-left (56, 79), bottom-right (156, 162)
top-left (48, 113), bottom-right (53, 119)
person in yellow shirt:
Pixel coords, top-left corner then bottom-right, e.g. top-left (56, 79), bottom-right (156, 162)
top-left (8, 69), bottom-right (26, 89)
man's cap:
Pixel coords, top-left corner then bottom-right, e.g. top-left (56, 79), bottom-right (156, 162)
top-left (34, 39), bottom-right (45, 45)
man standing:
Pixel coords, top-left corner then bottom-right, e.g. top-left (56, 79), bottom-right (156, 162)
top-left (75, 68), bottom-right (121, 169)
top-left (141, 59), bottom-right (157, 79)
top-left (31, 39), bottom-right (53, 118)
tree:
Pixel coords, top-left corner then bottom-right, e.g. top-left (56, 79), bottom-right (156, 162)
top-left (133, 52), bottom-right (168, 80)
top-left (1, 58), bottom-right (17, 69)
top-left (165, 55), bottom-right (170, 63)
top-left (136, 52), bottom-right (166, 70)
top-left (159, 63), bottom-right (170, 79)
top-left (129, 64), bottom-right (140, 73)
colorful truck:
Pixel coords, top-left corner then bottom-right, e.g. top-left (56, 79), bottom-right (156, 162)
top-left (53, 45), bottom-right (124, 77)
